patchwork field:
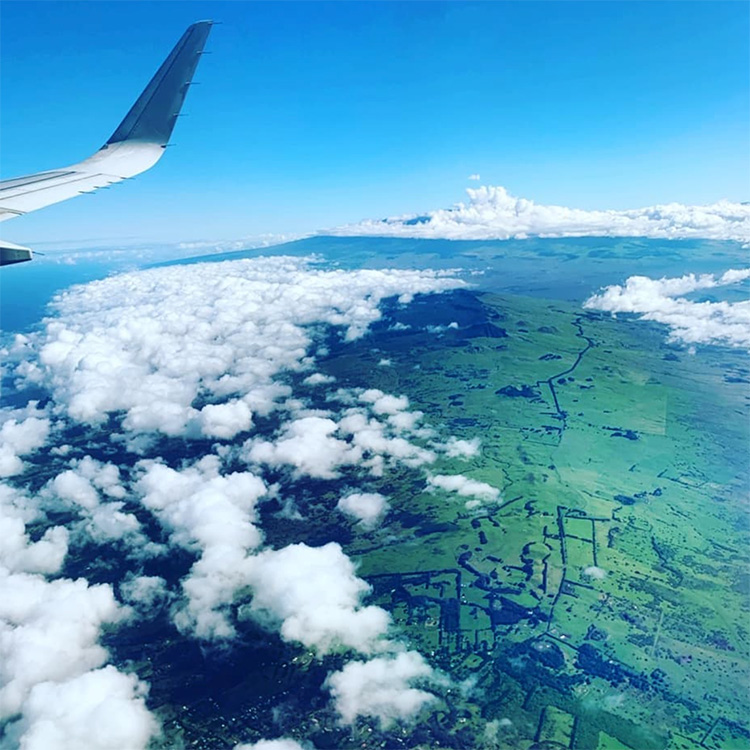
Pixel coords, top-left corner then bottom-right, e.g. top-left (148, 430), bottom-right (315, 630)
top-left (316, 288), bottom-right (750, 749)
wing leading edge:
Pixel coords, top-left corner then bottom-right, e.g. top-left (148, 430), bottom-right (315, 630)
top-left (0, 20), bottom-right (213, 266)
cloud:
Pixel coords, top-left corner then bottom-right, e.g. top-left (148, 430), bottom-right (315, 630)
top-left (0, 558), bottom-right (158, 749)
top-left (337, 492), bottom-right (390, 528)
top-left (329, 185), bottom-right (750, 242)
top-left (584, 267), bottom-right (750, 348)
top-left (0, 573), bottom-right (122, 717)
top-left (0, 484), bottom-right (68, 575)
top-left (199, 400), bottom-right (254, 439)
top-left (247, 416), bottom-right (362, 479)
top-left (2, 255), bottom-right (476, 741)
top-left (3, 666), bottom-right (157, 750)
top-left (360, 389), bottom-right (409, 416)
top-left (440, 436), bottom-right (481, 459)
top-left (246, 389), bottom-right (437, 480)
top-left (324, 651), bottom-right (439, 727)
top-left (135, 456), bottom-right (266, 639)
top-left (176, 233), bottom-right (304, 255)
top-left (426, 473), bottom-right (501, 508)
top-left (119, 575), bottom-right (169, 612)
top-left (468, 174), bottom-right (481, 181)
top-left (240, 542), bottom-right (391, 655)
top-left (43, 458), bottom-right (143, 544)
top-left (303, 372), bottom-right (336, 386)
top-left (25, 257), bottom-right (463, 440)
top-left (0, 479), bottom-right (160, 749)
top-left (0, 415), bottom-right (50, 478)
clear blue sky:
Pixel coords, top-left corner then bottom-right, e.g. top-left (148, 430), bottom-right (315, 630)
top-left (1, 1), bottom-right (748, 247)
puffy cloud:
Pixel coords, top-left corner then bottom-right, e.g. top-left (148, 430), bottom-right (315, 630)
top-left (336, 408), bottom-right (436, 472)
top-left (247, 393), bottom-right (436, 480)
top-left (0, 573), bottom-right (121, 717)
top-left (24, 257), bottom-right (463, 439)
top-left (303, 372), bottom-right (336, 386)
top-left (0, 481), bottom-right (158, 749)
top-left (584, 268), bottom-right (750, 348)
top-left (427, 473), bottom-right (500, 508)
top-left (73, 456), bottom-right (127, 499)
top-left (3, 666), bottom-right (157, 750)
top-left (337, 492), bottom-right (390, 528)
top-left (199, 400), bottom-right (254, 439)
top-left (119, 575), bottom-right (169, 611)
top-left (0, 567), bottom-right (157, 750)
top-left (330, 185), bottom-right (750, 242)
top-left (136, 456), bottom-right (266, 639)
top-left (247, 417), bottom-right (362, 479)
top-left (0, 484), bottom-right (68, 575)
top-left (325, 651), bottom-right (438, 727)
top-left (44, 459), bottom-right (142, 544)
top-left (440, 436), bottom-right (481, 459)
top-left (0, 415), bottom-right (50, 478)
top-left (360, 389), bottom-right (409, 415)
top-left (241, 542), bottom-right (391, 655)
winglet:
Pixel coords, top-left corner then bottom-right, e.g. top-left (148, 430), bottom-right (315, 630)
top-left (105, 20), bottom-right (213, 147)
top-left (0, 21), bottom-right (213, 265)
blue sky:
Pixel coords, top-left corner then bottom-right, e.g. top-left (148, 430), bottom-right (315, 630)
top-left (1, 1), bottom-right (747, 247)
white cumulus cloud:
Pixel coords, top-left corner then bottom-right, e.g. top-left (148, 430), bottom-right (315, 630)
top-left (583, 566), bottom-right (607, 580)
top-left (3, 666), bottom-right (157, 750)
top-left (427, 473), bottom-right (501, 508)
top-left (136, 455), bottom-right (266, 639)
top-left (25, 257), bottom-right (463, 440)
top-left (325, 651), bottom-right (439, 727)
top-left (584, 268), bottom-right (750, 348)
top-left (240, 542), bottom-right (391, 655)
top-left (0, 415), bottom-right (50, 478)
top-left (337, 492), bottom-right (390, 528)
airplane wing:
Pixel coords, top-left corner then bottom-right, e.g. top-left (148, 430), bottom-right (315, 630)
top-left (0, 20), bottom-right (213, 266)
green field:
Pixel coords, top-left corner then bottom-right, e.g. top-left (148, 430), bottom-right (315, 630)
top-left (314, 288), bottom-right (750, 749)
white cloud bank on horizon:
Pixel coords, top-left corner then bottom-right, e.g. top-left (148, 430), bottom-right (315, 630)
top-left (584, 268), bottom-right (750, 349)
top-left (328, 185), bottom-right (750, 242)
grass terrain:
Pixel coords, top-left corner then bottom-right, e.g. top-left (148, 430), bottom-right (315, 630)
top-left (321, 287), bottom-right (750, 750)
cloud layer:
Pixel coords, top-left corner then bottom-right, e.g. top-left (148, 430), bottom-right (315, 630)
top-left (31, 257), bottom-right (463, 439)
top-left (584, 268), bottom-right (750, 348)
top-left (330, 185), bottom-right (750, 242)
top-left (1, 254), bottom-right (476, 745)
top-left (0, 481), bottom-right (157, 749)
